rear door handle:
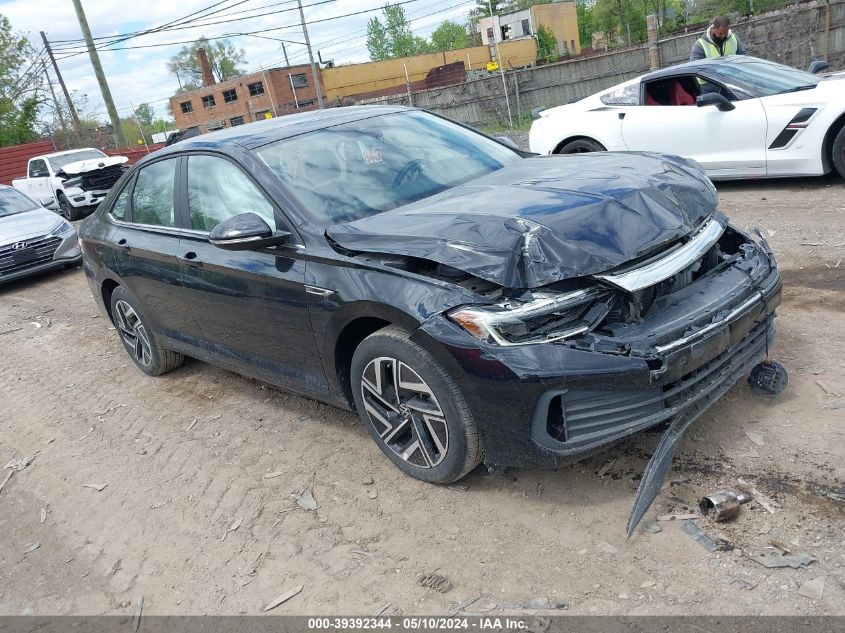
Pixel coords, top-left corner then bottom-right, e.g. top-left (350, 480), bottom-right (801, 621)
top-left (178, 251), bottom-right (203, 268)
top-left (114, 238), bottom-right (129, 252)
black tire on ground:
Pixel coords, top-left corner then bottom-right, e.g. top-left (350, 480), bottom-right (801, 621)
top-left (350, 326), bottom-right (482, 484)
top-left (57, 192), bottom-right (83, 221)
top-left (557, 138), bottom-right (606, 154)
top-left (109, 286), bottom-right (184, 376)
top-left (832, 125), bottom-right (845, 180)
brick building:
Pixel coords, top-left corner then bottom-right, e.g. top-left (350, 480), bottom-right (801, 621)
top-left (169, 48), bottom-right (324, 132)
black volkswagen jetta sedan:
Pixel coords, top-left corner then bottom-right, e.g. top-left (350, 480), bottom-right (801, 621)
top-left (79, 106), bottom-right (781, 523)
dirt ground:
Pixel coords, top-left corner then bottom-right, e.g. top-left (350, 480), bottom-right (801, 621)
top-left (0, 175), bottom-right (843, 617)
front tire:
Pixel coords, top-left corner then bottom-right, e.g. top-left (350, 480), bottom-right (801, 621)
top-left (832, 125), bottom-right (845, 180)
top-left (57, 192), bottom-right (82, 221)
top-left (557, 138), bottom-right (606, 154)
top-left (109, 287), bottom-right (184, 376)
top-left (350, 326), bottom-right (482, 484)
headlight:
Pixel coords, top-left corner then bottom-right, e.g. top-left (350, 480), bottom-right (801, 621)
top-left (49, 220), bottom-right (75, 237)
top-left (448, 287), bottom-right (612, 346)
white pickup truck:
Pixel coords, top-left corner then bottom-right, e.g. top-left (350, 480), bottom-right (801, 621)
top-left (12, 148), bottom-right (128, 221)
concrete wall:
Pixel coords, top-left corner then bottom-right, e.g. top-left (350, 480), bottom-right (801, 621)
top-left (358, 0), bottom-right (844, 127)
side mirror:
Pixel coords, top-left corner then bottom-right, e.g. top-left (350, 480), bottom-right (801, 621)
top-left (808, 60), bottom-right (829, 74)
top-left (39, 196), bottom-right (54, 207)
top-left (208, 212), bottom-right (290, 250)
top-left (696, 93), bottom-right (735, 112)
top-left (495, 136), bottom-right (519, 150)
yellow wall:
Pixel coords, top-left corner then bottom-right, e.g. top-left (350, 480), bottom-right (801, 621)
top-left (496, 38), bottom-right (539, 68)
top-left (532, 2), bottom-right (581, 55)
top-left (324, 47), bottom-right (492, 101)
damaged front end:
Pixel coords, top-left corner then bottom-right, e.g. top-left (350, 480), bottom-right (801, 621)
top-left (424, 215), bottom-right (779, 534)
top-left (57, 157), bottom-right (128, 208)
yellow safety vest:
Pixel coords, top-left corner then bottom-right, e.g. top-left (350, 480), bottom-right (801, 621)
top-left (697, 32), bottom-right (739, 58)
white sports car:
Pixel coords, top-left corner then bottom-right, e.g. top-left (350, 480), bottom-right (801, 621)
top-left (529, 56), bottom-right (845, 180)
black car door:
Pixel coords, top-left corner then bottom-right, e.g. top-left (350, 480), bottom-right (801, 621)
top-left (176, 153), bottom-right (329, 397)
top-left (109, 157), bottom-right (201, 345)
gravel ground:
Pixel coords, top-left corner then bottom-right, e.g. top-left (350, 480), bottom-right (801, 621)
top-left (0, 172), bottom-right (843, 617)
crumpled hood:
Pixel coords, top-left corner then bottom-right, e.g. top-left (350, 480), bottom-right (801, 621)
top-left (327, 152), bottom-right (718, 289)
top-left (58, 155), bottom-right (127, 176)
top-left (0, 208), bottom-right (67, 243)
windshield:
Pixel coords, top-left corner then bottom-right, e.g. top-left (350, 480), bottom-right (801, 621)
top-left (256, 110), bottom-right (522, 224)
top-left (707, 59), bottom-right (820, 97)
top-left (48, 149), bottom-right (108, 172)
top-left (0, 188), bottom-right (39, 218)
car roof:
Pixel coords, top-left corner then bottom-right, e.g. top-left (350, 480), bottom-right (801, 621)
top-left (640, 55), bottom-right (768, 81)
top-left (152, 105), bottom-right (410, 158)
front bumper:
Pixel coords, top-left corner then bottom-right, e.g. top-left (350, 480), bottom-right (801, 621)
top-left (0, 231), bottom-right (81, 285)
top-left (415, 255), bottom-right (781, 471)
top-left (63, 187), bottom-right (109, 208)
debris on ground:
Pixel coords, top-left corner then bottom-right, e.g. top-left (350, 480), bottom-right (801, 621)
top-left (22, 542), bottom-right (40, 554)
top-left (682, 519), bottom-right (733, 552)
top-left (185, 418), bottom-right (198, 433)
top-left (83, 483), bottom-right (107, 492)
top-left (597, 460), bottom-right (616, 477)
top-left (522, 597), bottom-right (567, 610)
top-left (368, 489), bottom-right (378, 500)
top-left (736, 478), bottom-right (778, 514)
top-left (728, 576), bottom-right (758, 590)
top-left (0, 470), bottom-right (12, 496)
top-left (641, 520), bottom-right (662, 534)
top-left (745, 550), bottom-right (816, 569)
top-left (221, 515), bottom-right (244, 542)
top-left (263, 584), bottom-right (304, 612)
top-left (39, 508), bottom-right (46, 524)
top-left (450, 593), bottom-right (482, 615)
top-left (699, 489), bottom-right (752, 521)
top-left (296, 489), bottom-right (317, 511)
top-left (798, 577), bottom-right (826, 600)
top-left (417, 572), bottom-right (452, 593)
top-left (745, 431), bottom-right (765, 446)
top-left (263, 471), bottom-right (283, 479)
top-left (4, 455), bottom-right (35, 471)
top-left (133, 595), bottom-right (144, 632)
top-left (362, 476), bottom-right (374, 485)
top-left (815, 380), bottom-right (842, 397)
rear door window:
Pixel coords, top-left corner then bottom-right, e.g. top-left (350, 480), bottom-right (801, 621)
top-left (130, 158), bottom-right (178, 227)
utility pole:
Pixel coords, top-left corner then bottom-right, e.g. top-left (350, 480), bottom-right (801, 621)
top-left (43, 62), bottom-right (69, 133)
top-left (297, 0), bottom-right (324, 109)
top-left (488, 0), bottom-right (513, 128)
top-left (41, 31), bottom-right (80, 128)
top-left (71, 0), bottom-right (126, 146)
top-left (281, 41), bottom-right (289, 67)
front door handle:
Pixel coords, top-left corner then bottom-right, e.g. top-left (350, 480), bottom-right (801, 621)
top-left (618, 112), bottom-right (626, 120)
top-left (179, 251), bottom-right (203, 268)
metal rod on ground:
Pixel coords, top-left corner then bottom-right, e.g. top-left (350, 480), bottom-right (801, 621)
top-left (289, 73), bottom-right (300, 108)
top-left (40, 31), bottom-right (80, 128)
top-left (70, 0), bottom-right (126, 146)
top-left (488, 0), bottom-right (513, 128)
top-left (129, 100), bottom-right (149, 151)
top-left (403, 63), bottom-right (413, 107)
top-left (298, 0), bottom-right (324, 109)
top-left (260, 64), bottom-right (278, 116)
top-left (43, 62), bottom-right (68, 135)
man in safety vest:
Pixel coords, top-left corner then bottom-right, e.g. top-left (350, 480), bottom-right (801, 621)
top-left (690, 16), bottom-right (747, 61)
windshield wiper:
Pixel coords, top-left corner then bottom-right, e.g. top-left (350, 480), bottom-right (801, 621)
top-left (777, 84), bottom-right (817, 94)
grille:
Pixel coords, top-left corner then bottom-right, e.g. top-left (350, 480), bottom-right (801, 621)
top-left (81, 164), bottom-right (124, 190)
top-left (0, 235), bottom-right (62, 276)
top-left (547, 318), bottom-right (771, 443)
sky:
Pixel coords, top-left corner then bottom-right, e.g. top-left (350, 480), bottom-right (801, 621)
top-left (0, 0), bottom-right (475, 122)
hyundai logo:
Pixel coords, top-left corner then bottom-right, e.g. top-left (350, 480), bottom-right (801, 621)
top-left (12, 242), bottom-right (29, 250)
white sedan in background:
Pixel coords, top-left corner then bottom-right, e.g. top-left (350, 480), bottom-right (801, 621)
top-left (529, 56), bottom-right (845, 180)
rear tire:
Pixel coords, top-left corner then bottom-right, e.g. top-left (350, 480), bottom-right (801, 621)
top-left (109, 286), bottom-right (184, 376)
top-left (350, 326), bottom-right (482, 484)
top-left (832, 125), bottom-right (845, 180)
top-left (557, 138), bottom-right (606, 154)
top-left (57, 193), bottom-right (83, 221)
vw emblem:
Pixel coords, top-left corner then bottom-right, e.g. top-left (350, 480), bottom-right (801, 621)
top-left (12, 241), bottom-right (29, 250)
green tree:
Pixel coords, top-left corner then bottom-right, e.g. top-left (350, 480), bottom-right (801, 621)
top-left (536, 24), bottom-right (559, 63)
top-left (365, 3), bottom-right (433, 60)
top-left (134, 102), bottom-right (155, 127)
top-left (0, 14), bottom-right (42, 147)
top-left (576, 0), bottom-right (595, 49)
top-left (430, 20), bottom-right (468, 52)
top-left (166, 37), bottom-right (246, 92)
